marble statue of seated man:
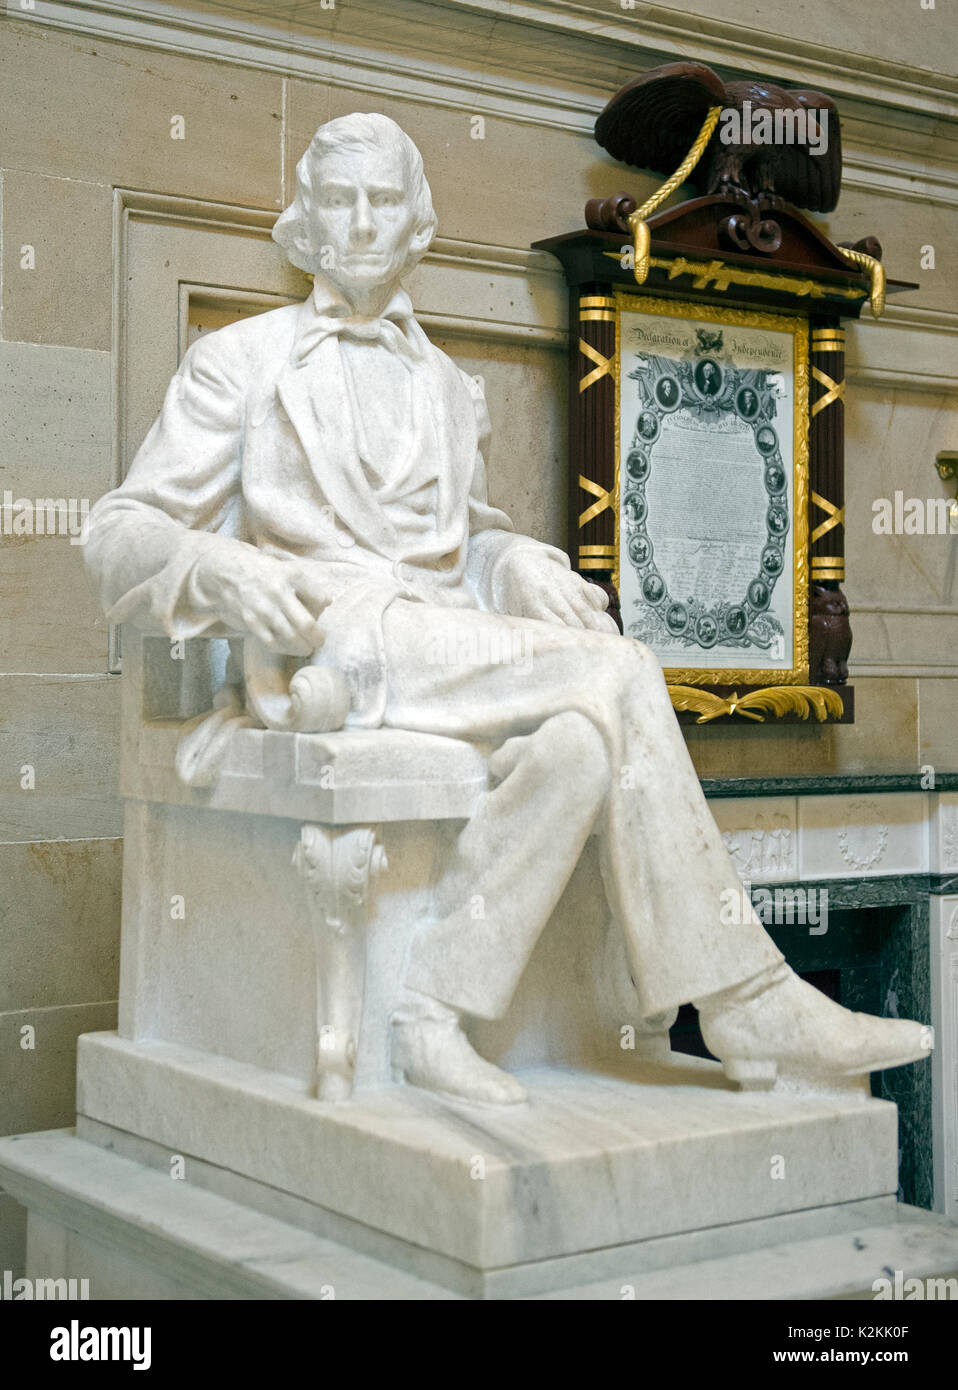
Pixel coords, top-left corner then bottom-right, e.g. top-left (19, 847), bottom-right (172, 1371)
top-left (85, 112), bottom-right (931, 1106)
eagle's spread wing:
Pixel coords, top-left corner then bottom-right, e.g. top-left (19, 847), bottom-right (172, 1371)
top-left (594, 62), bottom-right (727, 182)
top-left (777, 91), bottom-right (842, 212)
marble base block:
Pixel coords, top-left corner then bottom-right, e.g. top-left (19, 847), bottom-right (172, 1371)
top-left (66, 1030), bottom-right (908, 1296)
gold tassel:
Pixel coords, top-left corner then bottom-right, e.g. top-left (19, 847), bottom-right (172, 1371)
top-left (835, 246), bottom-right (885, 318)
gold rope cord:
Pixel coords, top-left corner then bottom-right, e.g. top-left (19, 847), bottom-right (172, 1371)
top-left (626, 105), bottom-right (723, 285)
top-left (835, 246), bottom-right (886, 317)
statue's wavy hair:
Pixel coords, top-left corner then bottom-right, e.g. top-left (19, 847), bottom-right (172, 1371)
top-left (272, 113), bottom-right (438, 275)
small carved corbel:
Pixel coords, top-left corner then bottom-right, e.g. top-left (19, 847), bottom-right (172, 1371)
top-left (292, 824), bottom-right (387, 1101)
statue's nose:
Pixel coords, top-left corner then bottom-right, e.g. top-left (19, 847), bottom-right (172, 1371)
top-left (350, 194), bottom-right (375, 242)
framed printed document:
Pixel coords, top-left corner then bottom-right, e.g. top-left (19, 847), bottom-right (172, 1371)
top-left (535, 185), bottom-right (916, 721)
top-left (614, 295), bottom-right (809, 685)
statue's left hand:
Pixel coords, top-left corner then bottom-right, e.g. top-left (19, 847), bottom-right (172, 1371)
top-left (502, 550), bottom-right (618, 632)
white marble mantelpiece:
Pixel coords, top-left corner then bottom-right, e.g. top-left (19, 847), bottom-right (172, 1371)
top-left (714, 797), bottom-right (799, 885)
top-left (931, 895), bottom-right (958, 1223)
top-left (711, 788), bottom-right (952, 885)
top-left (797, 794), bottom-right (928, 881)
top-left (932, 794), bottom-right (958, 875)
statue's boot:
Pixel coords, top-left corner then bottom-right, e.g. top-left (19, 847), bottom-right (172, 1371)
top-left (392, 1009), bottom-right (527, 1106)
top-left (696, 963), bottom-right (933, 1090)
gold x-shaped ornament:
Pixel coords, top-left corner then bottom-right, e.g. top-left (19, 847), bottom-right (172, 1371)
top-left (810, 490), bottom-right (846, 544)
top-left (811, 365), bottom-right (846, 417)
top-left (578, 338), bottom-right (617, 393)
top-left (578, 474), bottom-right (614, 528)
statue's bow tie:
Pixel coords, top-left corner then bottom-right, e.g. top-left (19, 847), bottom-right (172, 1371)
top-left (293, 306), bottom-right (421, 366)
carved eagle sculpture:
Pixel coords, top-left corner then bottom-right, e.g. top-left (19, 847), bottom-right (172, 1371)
top-left (595, 61), bottom-right (842, 214)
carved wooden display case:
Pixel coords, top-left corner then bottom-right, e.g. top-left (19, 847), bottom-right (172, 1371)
top-left (535, 194), bottom-right (916, 726)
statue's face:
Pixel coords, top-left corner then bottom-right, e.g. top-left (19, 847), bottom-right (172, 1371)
top-left (311, 144), bottom-right (419, 298)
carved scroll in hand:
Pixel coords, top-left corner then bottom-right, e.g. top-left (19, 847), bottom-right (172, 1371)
top-left (244, 639), bottom-right (351, 733)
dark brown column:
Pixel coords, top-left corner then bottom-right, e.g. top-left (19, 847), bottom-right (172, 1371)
top-left (569, 283), bottom-right (618, 621)
top-left (808, 318), bottom-right (851, 684)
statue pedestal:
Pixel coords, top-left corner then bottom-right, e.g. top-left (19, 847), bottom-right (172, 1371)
top-left (3, 1053), bottom-right (958, 1298)
top-left (71, 1034), bottom-right (898, 1286)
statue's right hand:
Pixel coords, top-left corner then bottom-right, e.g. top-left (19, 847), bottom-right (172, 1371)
top-left (191, 550), bottom-right (332, 655)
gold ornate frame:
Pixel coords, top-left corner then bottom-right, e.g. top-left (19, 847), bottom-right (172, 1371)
top-left (613, 291), bottom-right (810, 687)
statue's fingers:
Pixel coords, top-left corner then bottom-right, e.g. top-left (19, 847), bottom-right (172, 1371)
top-left (564, 588), bottom-right (600, 626)
top-left (246, 615), bottom-right (282, 652)
top-left (544, 596), bottom-right (586, 628)
top-left (277, 591), bottom-right (324, 646)
top-left (582, 581), bottom-right (610, 610)
top-left (258, 608), bottom-right (312, 656)
top-left (292, 573), bottom-right (333, 616)
top-left (586, 610), bottom-right (620, 635)
top-left (524, 602), bottom-right (564, 626)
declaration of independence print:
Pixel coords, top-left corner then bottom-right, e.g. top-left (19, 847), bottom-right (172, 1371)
top-left (617, 298), bottom-right (804, 678)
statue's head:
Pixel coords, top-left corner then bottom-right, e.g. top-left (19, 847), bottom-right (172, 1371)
top-left (273, 113), bottom-right (437, 298)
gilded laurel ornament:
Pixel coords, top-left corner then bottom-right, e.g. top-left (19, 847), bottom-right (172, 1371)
top-left (668, 684), bottom-right (845, 723)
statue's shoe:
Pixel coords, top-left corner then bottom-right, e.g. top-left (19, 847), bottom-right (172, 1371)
top-left (391, 1016), bottom-right (527, 1106)
top-left (698, 966), bottom-right (933, 1090)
